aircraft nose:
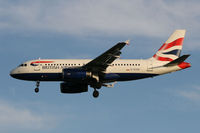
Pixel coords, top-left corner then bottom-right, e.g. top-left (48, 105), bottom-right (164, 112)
top-left (10, 69), bottom-right (17, 78)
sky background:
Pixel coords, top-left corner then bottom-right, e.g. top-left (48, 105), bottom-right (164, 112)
top-left (0, 0), bottom-right (200, 133)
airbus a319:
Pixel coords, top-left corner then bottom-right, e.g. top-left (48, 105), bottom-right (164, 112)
top-left (10, 30), bottom-right (191, 98)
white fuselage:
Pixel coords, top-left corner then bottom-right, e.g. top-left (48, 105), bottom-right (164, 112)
top-left (10, 58), bottom-right (182, 82)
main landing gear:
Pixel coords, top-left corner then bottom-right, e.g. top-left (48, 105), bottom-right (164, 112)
top-left (93, 89), bottom-right (99, 98)
top-left (35, 81), bottom-right (40, 93)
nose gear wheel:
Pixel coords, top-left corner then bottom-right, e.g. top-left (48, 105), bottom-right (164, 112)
top-left (35, 81), bottom-right (40, 93)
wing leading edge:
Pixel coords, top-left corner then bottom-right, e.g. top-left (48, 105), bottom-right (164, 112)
top-left (83, 40), bottom-right (130, 73)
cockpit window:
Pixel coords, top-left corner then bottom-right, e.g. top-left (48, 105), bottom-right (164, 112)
top-left (30, 63), bottom-right (38, 66)
top-left (19, 64), bottom-right (27, 67)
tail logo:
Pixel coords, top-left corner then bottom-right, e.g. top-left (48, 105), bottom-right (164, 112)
top-left (153, 30), bottom-right (185, 62)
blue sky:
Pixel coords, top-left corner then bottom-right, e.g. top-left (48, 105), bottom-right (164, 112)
top-left (0, 0), bottom-right (200, 133)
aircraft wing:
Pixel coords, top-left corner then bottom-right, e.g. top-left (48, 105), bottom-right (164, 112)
top-left (83, 40), bottom-right (129, 73)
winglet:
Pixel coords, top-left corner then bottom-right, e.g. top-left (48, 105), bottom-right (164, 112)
top-left (125, 40), bottom-right (130, 45)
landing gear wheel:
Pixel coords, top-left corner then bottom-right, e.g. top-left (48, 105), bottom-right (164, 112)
top-left (35, 88), bottom-right (39, 93)
top-left (93, 90), bottom-right (99, 98)
top-left (35, 81), bottom-right (40, 93)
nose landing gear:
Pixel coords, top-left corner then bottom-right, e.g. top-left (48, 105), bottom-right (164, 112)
top-left (35, 81), bottom-right (40, 93)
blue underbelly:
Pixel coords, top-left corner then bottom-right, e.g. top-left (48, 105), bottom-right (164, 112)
top-left (114, 73), bottom-right (158, 81)
top-left (11, 73), bottom-right (158, 82)
top-left (11, 73), bottom-right (63, 81)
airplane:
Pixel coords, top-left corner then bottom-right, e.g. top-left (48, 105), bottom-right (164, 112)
top-left (10, 30), bottom-right (191, 98)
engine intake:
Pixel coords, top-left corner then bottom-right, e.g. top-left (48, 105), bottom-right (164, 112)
top-left (60, 82), bottom-right (88, 93)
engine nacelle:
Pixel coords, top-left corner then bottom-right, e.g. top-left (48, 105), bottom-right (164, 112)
top-left (60, 82), bottom-right (88, 93)
top-left (62, 68), bottom-right (91, 81)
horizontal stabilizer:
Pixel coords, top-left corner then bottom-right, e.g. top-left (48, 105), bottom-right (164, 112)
top-left (164, 54), bottom-right (190, 67)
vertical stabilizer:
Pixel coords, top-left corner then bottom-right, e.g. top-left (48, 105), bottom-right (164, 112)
top-left (153, 30), bottom-right (186, 62)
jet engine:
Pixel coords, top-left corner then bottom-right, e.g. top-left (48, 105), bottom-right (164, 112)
top-left (62, 68), bottom-right (91, 81)
top-left (60, 82), bottom-right (88, 93)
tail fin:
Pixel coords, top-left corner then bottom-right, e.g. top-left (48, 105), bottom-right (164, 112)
top-left (153, 30), bottom-right (186, 62)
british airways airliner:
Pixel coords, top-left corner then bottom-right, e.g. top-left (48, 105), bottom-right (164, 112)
top-left (10, 30), bottom-right (191, 98)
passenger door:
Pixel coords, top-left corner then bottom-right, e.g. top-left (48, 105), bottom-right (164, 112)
top-left (34, 63), bottom-right (41, 71)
